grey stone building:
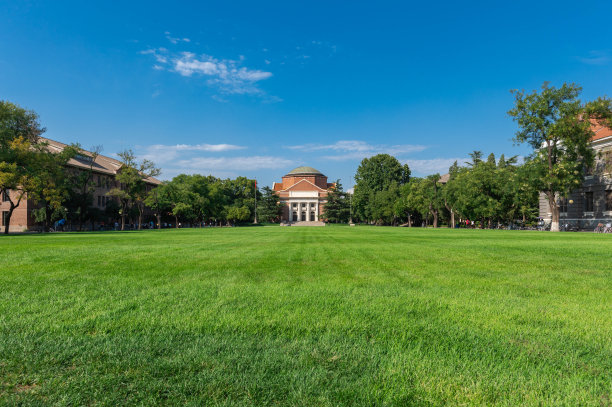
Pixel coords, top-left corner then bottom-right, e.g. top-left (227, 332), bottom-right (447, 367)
top-left (539, 122), bottom-right (612, 229)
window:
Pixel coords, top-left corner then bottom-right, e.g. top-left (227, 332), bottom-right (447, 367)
top-left (301, 212), bottom-right (306, 221)
top-left (301, 203), bottom-right (306, 208)
top-left (558, 197), bottom-right (568, 213)
top-left (603, 150), bottom-right (612, 174)
top-left (292, 203), bottom-right (297, 209)
top-left (1, 211), bottom-right (8, 226)
top-left (606, 191), bottom-right (612, 211)
top-left (310, 212), bottom-right (315, 221)
top-left (1, 190), bottom-right (9, 202)
top-left (310, 203), bottom-right (315, 208)
top-left (585, 192), bottom-right (594, 212)
top-left (292, 211), bottom-right (297, 220)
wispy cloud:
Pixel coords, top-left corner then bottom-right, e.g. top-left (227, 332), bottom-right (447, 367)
top-left (287, 140), bottom-right (426, 161)
top-left (141, 48), bottom-right (274, 96)
top-left (177, 156), bottom-right (293, 171)
top-left (402, 158), bottom-right (466, 176)
top-left (578, 50), bottom-right (610, 66)
top-left (165, 31), bottom-right (190, 44)
top-left (135, 143), bottom-right (292, 179)
top-left (138, 143), bottom-right (246, 164)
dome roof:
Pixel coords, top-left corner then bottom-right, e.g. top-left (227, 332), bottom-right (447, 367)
top-left (286, 166), bottom-right (324, 176)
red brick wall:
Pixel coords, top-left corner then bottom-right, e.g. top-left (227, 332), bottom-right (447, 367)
top-left (0, 191), bottom-right (36, 232)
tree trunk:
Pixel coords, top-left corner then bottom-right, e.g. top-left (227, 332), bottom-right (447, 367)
top-left (3, 196), bottom-right (20, 235)
top-left (3, 206), bottom-right (15, 234)
top-left (450, 210), bottom-right (455, 228)
top-left (156, 214), bottom-right (161, 229)
top-left (175, 215), bottom-right (179, 228)
top-left (433, 210), bottom-right (438, 228)
top-left (550, 207), bottom-right (560, 232)
top-left (121, 212), bottom-right (126, 231)
top-left (546, 191), bottom-right (560, 232)
top-left (138, 207), bottom-right (143, 230)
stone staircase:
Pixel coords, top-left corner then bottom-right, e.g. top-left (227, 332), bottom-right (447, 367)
top-left (281, 221), bottom-right (326, 227)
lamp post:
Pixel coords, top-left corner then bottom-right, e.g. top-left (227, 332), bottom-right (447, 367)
top-left (253, 180), bottom-right (258, 224)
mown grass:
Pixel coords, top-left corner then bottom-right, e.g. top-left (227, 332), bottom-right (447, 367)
top-left (0, 227), bottom-right (610, 406)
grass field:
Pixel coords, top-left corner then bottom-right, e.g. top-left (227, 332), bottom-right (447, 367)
top-left (0, 227), bottom-right (610, 406)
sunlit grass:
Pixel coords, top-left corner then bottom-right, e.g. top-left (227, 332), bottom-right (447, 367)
top-left (0, 227), bottom-right (610, 405)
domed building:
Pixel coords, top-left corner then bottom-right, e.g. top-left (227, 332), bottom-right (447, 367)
top-left (273, 166), bottom-right (335, 223)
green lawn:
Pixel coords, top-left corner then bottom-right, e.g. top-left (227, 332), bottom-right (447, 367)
top-left (0, 227), bottom-right (610, 406)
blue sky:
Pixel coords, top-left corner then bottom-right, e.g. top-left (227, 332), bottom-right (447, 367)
top-left (2, 1), bottom-right (612, 188)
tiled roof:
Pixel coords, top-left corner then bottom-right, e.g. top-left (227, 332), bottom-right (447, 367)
top-left (591, 119), bottom-right (612, 142)
top-left (40, 137), bottom-right (162, 185)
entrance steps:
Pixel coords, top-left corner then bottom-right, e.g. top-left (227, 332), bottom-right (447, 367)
top-left (281, 221), bottom-right (326, 227)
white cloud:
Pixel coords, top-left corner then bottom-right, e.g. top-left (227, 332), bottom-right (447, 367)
top-left (142, 48), bottom-right (273, 96)
top-left (165, 31), bottom-right (191, 44)
top-left (177, 156), bottom-right (293, 171)
top-left (402, 158), bottom-right (467, 176)
top-left (287, 140), bottom-right (426, 161)
top-left (578, 50), bottom-right (610, 65)
top-left (138, 143), bottom-right (246, 164)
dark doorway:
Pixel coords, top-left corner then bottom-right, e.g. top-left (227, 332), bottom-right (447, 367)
top-left (301, 212), bottom-right (306, 221)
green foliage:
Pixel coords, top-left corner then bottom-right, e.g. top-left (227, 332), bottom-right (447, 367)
top-left (353, 154), bottom-right (410, 223)
top-left (0, 101), bottom-right (47, 233)
top-left (508, 82), bottom-right (612, 230)
top-left (0, 228), bottom-right (610, 405)
top-left (442, 152), bottom-right (538, 226)
top-left (257, 186), bottom-right (282, 223)
top-left (108, 149), bottom-right (160, 230)
top-left (226, 205), bottom-right (251, 223)
top-left (322, 180), bottom-right (350, 223)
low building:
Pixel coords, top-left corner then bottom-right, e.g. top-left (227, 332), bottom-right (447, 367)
top-left (539, 122), bottom-right (612, 229)
top-left (0, 138), bottom-right (162, 232)
top-left (273, 166), bottom-right (334, 223)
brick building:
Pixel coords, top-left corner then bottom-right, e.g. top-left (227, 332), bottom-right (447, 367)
top-left (273, 166), bottom-right (334, 224)
top-left (0, 138), bottom-right (161, 232)
top-left (539, 121), bottom-right (612, 229)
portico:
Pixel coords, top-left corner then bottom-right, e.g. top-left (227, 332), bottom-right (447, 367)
top-left (272, 166), bottom-right (334, 224)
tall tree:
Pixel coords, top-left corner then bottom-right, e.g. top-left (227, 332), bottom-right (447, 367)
top-left (257, 186), bottom-right (282, 223)
top-left (0, 101), bottom-right (46, 234)
top-left (353, 154), bottom-right (410, 223)
top-left (65, 145), bottom-right (102, 231)
top-left (508, 82), bottom-right (612, 231)
top-left (108, 149), bottom-right (160, 230)
top-left (29, 141), bottom-right (77, 231)
top-left (322, 180), bottom-right (350, 223)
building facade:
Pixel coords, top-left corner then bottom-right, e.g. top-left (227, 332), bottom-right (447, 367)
top-left (0, 138), bottom-right (161, 232)
top-left (539, 121), bottom-right (612, 229)
top-left (273, 166), bottom-right (334, 223)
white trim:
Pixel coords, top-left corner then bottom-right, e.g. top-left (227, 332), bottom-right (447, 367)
top-left (280, 178), bottom-right (327, 192)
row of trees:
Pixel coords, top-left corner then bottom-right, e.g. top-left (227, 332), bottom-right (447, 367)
top-left (3, 82), bottom-right (612, 232)
top-left (349, 83), bottom-right (612, 231)
top-left (0, 100), bottom-right (277, 233)
top-left (144, 175), bottom-right (282, 228)
top-left (347, 152), bottom-right (539, 228)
